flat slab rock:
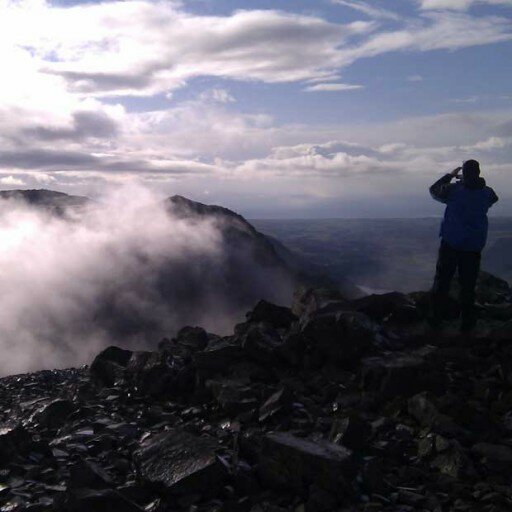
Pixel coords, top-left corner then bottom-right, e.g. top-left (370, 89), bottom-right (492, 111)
top-left (257, 431), bottom-right (355, 494)
top-left (134, 428), bottom-right (226, 496)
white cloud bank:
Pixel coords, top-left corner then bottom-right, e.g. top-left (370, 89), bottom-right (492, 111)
top-left (0, 0), bottom-right (510, 213)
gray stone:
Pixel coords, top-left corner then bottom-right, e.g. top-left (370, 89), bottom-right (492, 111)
top-left (257, 432), bottom-right (355, 494)
top-left (134, 429), bottom-right (227, 496)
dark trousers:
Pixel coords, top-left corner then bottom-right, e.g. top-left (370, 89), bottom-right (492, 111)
top-left (432, 240), bottom-right (481, 320)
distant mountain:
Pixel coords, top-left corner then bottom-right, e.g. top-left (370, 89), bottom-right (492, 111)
top-left (0, 189), bottom-right (89, 215)
top-left (0, 190), bottom-right (341, 350)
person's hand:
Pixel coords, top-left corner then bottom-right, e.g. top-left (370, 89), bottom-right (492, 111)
top-left (450, 166), bottom-right (462, 178)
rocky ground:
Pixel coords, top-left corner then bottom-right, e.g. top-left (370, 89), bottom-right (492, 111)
top-left (1, 272), bottom-right (512, 512)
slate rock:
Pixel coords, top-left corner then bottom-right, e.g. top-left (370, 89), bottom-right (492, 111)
top-left (430, 441), bottom-right (476, 479)
top-left (350, 292), bottom-right (414, 322)
top-left (194, 337), bottom-right (244, 374)
top-left (300, 310), bottom-right (376, 365)
top-left (56, 488), bottom-right (143, 512)
top-left (175, 326), bottom-right (209, 351)
top-left (89, 346), bottom-right (133, 386)
top-left (246, 300), bottom-right (298, 329)
top-left (472, 443), bottom-right (512, 464)
top-left (125, 351), bottom-right (185, 396)
top-left (241, 323), bottom-right (284, 363)
top-left (0, 425), bottom-right (31, 462)
top-left (31, 399), bottom-right (75, 429)
top-left (292, 287), bottom-right (350, 318)
top-left (362, 353), bottom-right (445, 398)
top-left (329, 414), bottom-right (372, 451)
top-left (207, 379), bottom-right (259, 415)
top-left (257, 432), bottom-right (355, 495)
top-left (134, 429), bottom-right (227, 496)
top-left (259, 388), bottom-right (292, 422)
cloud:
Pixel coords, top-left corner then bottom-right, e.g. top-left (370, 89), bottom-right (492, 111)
top-left (0, 175), bottom-right (25, 186)
top-left (419, 0), bottom-right (512, 11)
top-left (304, 83), bottom-right (364, 91)
top-left (0, 1), bottom-right (374, 97)
top-left (331, 0), bottom-right (402, 20)
top-left (199, 88), bottom-right (236, 103)
top-left (407, 74), bottom-right (424, 82)
top-left (336, 11), bottom-right (512, 67)
top-left (0, 184), bottom-right (294, 375)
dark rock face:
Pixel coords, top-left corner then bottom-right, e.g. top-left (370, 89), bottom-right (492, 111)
top-left (256, 432), bottom-right (354, 494)
top-left (134, 429), bottom-right (226, 496)
top-left (2, 274), bottom-right (512, 511)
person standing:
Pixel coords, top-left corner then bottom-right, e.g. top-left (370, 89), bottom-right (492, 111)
top-left (429, 160), bottom-right (499, 332)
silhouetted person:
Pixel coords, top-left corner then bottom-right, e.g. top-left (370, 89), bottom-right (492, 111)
top-left (429, 160), bottom-right (499, 332)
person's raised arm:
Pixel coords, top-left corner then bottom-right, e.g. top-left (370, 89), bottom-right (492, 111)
top-left (429, 167), bottom-right (461, 204)
top-left (489, 188), bottom-right (499, 207)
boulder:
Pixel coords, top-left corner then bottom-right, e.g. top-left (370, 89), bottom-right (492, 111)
top-left (246, 300), bottom-right (297, 330)
top-left (174, 326), bottom-right (209, 351)
top-left (89, 346), bottom-right (133, 387)
top-left (256, 432), bottom-right (355, 495)
top-left (329, 414), bottom-right (372, 451)
top-left (0, 425), bottom-right (31, 463)
top-left (206, 379), bottom-right (259, 415)
top-left (259, 388), bottom-right (292, 422)
top-left (300, 310), bottom-right (377, 366)
top-left (242, 323), bottom-right (284, 364)
top-left (292, 287), bottom-right (350, 318)
top-left (430, 441), bottom-right (476, 479)
top-left (134, 429), bottom-right (227, 496)
top-left (30, 399), bottom-right (75, 429)
top-left (362, 354), bottom-right (445, 398)
top-left (350, 292), bottom-right (415, 322)
top-left (408, 393), bottom-right (465, 438)
top-left (472, 443), bottom-right (512, 466)
top-left (56, 489), bottom-right (143, 512)
top-left (194, 337), bottom-right (244, 374)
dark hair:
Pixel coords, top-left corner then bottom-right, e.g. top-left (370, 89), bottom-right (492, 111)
top-left (462, 159), bottom-right (480, 181)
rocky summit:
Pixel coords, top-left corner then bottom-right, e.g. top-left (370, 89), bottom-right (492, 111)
top-left (2, 273), bottom-right (512, 512)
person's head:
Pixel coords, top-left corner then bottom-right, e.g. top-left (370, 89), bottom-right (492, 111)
top-left (462, 159), bottom-right (480, 181)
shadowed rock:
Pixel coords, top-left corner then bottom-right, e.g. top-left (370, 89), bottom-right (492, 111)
top-left (134, 429), bottom-right (227, 496)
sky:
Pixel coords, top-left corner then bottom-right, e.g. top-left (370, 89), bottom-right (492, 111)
top-left (0, 0), bottom-right (511, 218)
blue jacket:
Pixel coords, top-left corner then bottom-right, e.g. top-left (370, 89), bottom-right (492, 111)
top-left (430, 174), bottom-right (499, 252)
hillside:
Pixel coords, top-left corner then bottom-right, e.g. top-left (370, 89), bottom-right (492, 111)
top-left (1, 274), bottom-right (512, 510)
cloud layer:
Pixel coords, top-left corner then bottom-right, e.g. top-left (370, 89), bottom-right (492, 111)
top-left (0, 185), bottom-right (294, 375)
top-left (0, 0), bottom-right (511, 214)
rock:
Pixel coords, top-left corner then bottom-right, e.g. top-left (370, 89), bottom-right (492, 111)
top-left (300, 310), bottom-right (376, 366)
top-left (430, 440), bottom-right (476, 479)
top-left (134, 429), bottom-right (227, 496)
top-left (56, 489), bottom-right (143, 512)
top-left (292, 287), bottom-right (349, 318)
top-left (350, 292), bottom-right (414, 322)
top-left (89, 346), bottom-right (133, 386)
top-left (194, 337), bottom-right (244, 374)
top-left (31, 399), bottom-right (75, 429)
top-left (0, 425), bottom-right (31, 462)
top-left (246, 300), bottom-right (297, 330)
top-left (175, 326), bottom-right (209, 351)
top-left (68, 460), bottom-right (113, 489)
top-left (471, 443), bottom-right (512, 464)
top-left (474, 271), bottom-right (511, 304)
top-left (329, 414), bottom-right (372, 451)
top-left (125, 351), bottom-right (189, 396)
top-left (259, 388), bottom-right (292, 422)
top-left (242, 323), bottom-right (284, 364)
top-left (257, 432), bottom-right (355, 495)
top-left (362, 354), bottom-right (445, 398)
top-left (407, 393), bottom-right (465, 439)
top-left (207, 379), bottom-right (259, 415)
